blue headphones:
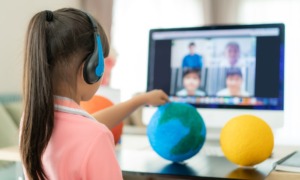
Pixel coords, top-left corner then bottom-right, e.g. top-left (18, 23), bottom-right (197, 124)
top-left (83, 13), bottom-right (105, 84)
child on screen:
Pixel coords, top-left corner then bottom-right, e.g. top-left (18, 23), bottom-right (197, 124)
top-left (176, 68), bottom-right (206, 97)
top-left (216, 68), bottom-right (250, 97)
top-left (20, 8), bottom-right (168, 180)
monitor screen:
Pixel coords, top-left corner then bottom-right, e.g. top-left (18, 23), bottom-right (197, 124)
top-left (147, 24), bottom-right (284, 111)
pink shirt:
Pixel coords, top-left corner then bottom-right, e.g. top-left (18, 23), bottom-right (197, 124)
top-left (25, 96), bottom-right (122, 179)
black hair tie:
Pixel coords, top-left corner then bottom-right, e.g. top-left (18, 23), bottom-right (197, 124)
top-left (45, 10), bottom-right (53, 22)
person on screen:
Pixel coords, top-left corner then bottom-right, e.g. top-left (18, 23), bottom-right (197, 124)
top-left (176, 68), bottom-right (206, 96)
top-left (182, 42), bottom-right (203, 69)
top-left (219, 42), bottom-right (245, 68)
top-left (216, 68), bottom-right (250, 97)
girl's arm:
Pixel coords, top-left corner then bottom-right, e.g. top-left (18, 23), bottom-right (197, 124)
top-left (92, 90), bottom-right (169, 129)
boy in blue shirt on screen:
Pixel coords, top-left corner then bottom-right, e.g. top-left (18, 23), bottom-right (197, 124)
top-left (182, 42), bottom-right (203, 69)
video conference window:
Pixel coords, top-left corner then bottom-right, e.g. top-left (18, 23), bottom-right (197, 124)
top-left (170, 37), bottom-right (256, 97)
top-left (148, 25), bottom-right (284, 109)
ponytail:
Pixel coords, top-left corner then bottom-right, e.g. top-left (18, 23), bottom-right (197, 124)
top-left (21, 11), bottom-right (54, 179)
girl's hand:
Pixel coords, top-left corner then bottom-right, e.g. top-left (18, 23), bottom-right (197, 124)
top-left (142, 89), bottom-right (169, 106)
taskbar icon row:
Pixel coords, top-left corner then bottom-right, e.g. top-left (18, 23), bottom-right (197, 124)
top-left (169, 96), bottom-right (279, 106)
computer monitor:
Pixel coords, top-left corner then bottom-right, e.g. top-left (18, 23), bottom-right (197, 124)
top-left (144, 23), bottom-right (284, 137)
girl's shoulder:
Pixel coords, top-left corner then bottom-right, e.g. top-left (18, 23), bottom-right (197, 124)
top-left (54, 110), bottom-right (114, 143)
top-left (53, 96), bottom-right (114, 143)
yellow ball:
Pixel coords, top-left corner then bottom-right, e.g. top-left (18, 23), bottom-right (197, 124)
top-left (220, 115), bottom-right (274, 166)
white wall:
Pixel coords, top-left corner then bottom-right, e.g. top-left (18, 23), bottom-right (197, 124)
top-left (0, 0), bottom-right (81, 94)
top-left (111, 0), bottom-right (204, 101)
top-left (238, 0), bottom-right (300, 146)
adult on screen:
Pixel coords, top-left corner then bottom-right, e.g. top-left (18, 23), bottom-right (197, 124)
top-left (182, 42), bottom-right (203, 69)
top-left (219, 42), bottom-right (245, 68)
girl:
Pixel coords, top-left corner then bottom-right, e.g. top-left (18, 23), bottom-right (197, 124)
top-left (20, 8), bottom-right (168, 180)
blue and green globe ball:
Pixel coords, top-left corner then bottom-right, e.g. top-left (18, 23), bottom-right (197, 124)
top-left (147, 103), bottom-right (206, 162)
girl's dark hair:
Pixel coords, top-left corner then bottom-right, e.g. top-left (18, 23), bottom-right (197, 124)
top-left (20, 8), bottom-right (109, 180)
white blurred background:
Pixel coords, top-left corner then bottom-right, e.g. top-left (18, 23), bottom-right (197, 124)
top-left (1, 0), bottom-right (300, 145)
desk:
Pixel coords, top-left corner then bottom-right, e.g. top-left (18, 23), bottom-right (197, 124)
top-left (117, 134), bottom-right (300, 180)
top-left (0, 135), bottom-right (299, 179)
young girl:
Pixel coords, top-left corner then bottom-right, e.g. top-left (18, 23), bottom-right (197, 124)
top-left (20, 8), bottom-right (168, 180)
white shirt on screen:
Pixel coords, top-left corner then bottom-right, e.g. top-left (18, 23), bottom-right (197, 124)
top-left (216, 88), bottom-right (250, 97)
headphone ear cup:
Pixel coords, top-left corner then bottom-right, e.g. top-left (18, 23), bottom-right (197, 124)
top-left (83, 52), bottom-right (102, 84)
top-left (83, 56), bottom-right (91, 84)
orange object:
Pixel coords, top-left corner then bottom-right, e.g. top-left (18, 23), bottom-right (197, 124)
top-left (80, 95), bottom-right (123, 145)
